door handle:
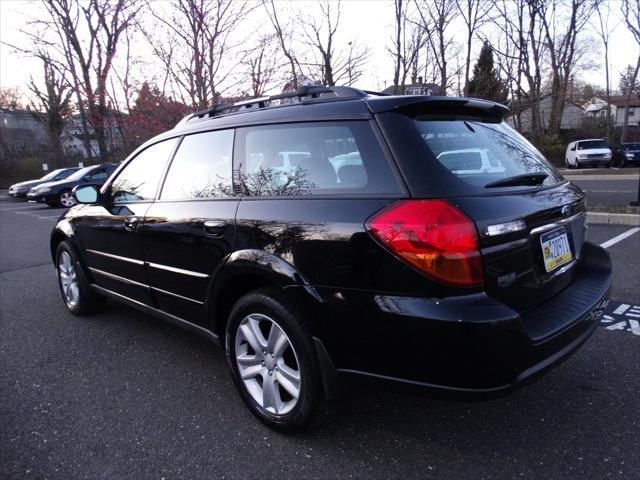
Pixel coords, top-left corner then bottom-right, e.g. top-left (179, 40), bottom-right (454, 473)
top-left (203, 220), bottom-right (227, 236)
top-left (124, 217), bottom-right (139, 231)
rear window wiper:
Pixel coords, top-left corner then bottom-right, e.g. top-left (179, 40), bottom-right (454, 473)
top-left (484, 172), bottom-right (548, 188)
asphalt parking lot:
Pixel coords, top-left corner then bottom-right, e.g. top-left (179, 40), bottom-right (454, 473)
top-left (1, 194), bottom-right (639, 479)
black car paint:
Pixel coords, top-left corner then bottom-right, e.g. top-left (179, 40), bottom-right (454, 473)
top-left (51, 95), bottom-right (612, 396)
top-left (613, 143), bottom-right (640, 166)
top-left (8, 168), bottom-right (80, 198)
top-left (28, 163), bottom-right (118, 205)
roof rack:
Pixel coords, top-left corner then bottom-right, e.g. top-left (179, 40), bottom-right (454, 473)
top-left (175, 85), bottom-right (372, 127)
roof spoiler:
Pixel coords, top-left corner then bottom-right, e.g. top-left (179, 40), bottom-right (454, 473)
top-left (366, 96), bottom-right (510, 120)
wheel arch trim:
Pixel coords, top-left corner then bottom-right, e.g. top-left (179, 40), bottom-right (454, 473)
top-left (207, 249), bottom-right (325, 336)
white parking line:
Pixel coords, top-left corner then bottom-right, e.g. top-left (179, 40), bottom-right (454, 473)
top-left (13, 209), bottom-right (52, 215)
top-left (0, 204), bottom-right (45, 211)
top-left (599, 227), bottom-right (640, 249)
top-left (36, 215), bottom-right (62, 219)
top-left (603, 303), bottom-right (640, 336)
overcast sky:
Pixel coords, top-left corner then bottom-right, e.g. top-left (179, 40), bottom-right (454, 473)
top-left (1, 0), bottom-right (638, 104)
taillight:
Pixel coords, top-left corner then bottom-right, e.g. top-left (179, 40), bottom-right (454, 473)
top-left (366, 199), bottom-right (484, 287)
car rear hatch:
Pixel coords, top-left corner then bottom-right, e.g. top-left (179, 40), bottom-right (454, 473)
top-left (371, 96), bottom-right (588, 316)
top-left (451, 185), bottom-right (586, 313)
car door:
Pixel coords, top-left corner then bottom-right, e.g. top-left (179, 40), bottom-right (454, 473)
top-left (77, 139), bottom-right (179, 304)
top-left (141, 129), bottom-right (237, 327)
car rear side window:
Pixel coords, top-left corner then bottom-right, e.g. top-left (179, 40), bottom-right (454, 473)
top-left (161, 129), bottom-right (234, 200)
top-left (111, 138), bottom-right (178, 202)
top-left (235, 122), bottom-right (401, 196)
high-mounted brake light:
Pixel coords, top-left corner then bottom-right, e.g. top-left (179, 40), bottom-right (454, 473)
top-left (366, 199), bottom-right (484, 287)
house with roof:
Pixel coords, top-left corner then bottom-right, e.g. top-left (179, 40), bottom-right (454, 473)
top-left (60, 111), bottom-right (126, 158)
top-left (0, 108), bottom-right (48, 156)
top-left (382, 77), bottom-right (442, 96)
top-left (582, 95), bottom-right (640, 127)
top-left (507, 95), bottom-right (584, 134)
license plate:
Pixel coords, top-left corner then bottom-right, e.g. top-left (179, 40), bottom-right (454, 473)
top-left (540, 227), bottom-right (573, 272)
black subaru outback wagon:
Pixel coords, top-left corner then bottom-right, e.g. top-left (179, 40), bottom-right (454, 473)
top-left (51, 86), bottom-right (611, 431)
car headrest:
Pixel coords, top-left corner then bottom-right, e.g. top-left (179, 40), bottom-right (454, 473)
top-left (338, 164), bottom-right (367, 187)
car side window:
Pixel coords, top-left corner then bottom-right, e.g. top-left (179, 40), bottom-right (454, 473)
top-left (110, 138), bottom-right (178, 202)
top-left (86, 169), bottom-right (107, 182)
top-left (235, 122), bottom-right (400, 196)
top-left (160, 129), bottom-right (234, 200)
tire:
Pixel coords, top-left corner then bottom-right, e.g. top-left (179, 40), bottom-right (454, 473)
top-left (225, 288), bottom-right (323, 432)
top-left (59, 189), bottom-right (76, 208)
top-left (565, 158), bottom-right (573, 169)
top-left (55, 240), bottom-right (106, 315)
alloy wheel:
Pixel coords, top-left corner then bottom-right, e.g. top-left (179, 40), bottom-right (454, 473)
top-left (234, 313), bottom-right (301, 416)
top-left (60, 191), bottom-right (76, 207)
top-left (58, 251), bottom-right (79, 307)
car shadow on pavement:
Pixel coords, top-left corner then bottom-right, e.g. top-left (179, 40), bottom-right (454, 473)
top-left (84, 301), bottom-right (637, 476)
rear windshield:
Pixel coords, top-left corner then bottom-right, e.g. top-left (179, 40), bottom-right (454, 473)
top-left (414, 120), bottom-right (562, 189)
top-left (578, 140), bottom-right (607, 150)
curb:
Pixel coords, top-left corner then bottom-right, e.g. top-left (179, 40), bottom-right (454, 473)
top-left (565, 174), bottom-right (639, 180)
top-left (587, 212), bottom-right (640, 226)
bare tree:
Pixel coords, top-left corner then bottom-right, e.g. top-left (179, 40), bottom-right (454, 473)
top-left (147, 0), bottom-right (251, 109)
top-left (300, 0), bottom-right (370, 86)
top-left (620, 0), bottom-right (640, 143)
top-left (536, 0), bottom-right (595, 135)
top-left (491, 0), bottom-right (547, 138)
top-left (593, 0), bottom-right (619, 140)
top-left (0, 87), bottom-right (24, 109)
top-left (455, 0), bottom-right (491, 96)
top-left (414, 0), bottom-right (460, 95)
top-left (28, 52), bottom-right (73, 168)
top-left (263, 0), bottom-right (299, 90)
top-left (391, 0), bottom-right (404, 94)
top-left (242, 34), bottom-right (283, 97)
top-left (39, 0), bottom-right (142, 159)
top-left (388, 0), bottom-right (425, 94)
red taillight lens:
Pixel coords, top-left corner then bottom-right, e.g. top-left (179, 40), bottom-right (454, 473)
top-left (366, 199), bottom-right (484, 286)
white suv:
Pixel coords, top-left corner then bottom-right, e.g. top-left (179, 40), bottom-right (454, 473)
top-left (565, 139), bottom-right (612, 169)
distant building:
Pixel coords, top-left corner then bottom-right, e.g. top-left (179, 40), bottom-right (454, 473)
top-left (382, 77), bottom-right (442, 96)
top-left (0, 107), bottom-right (125, 159)
top-left (0, 108), bottom-right (48, 155)
top-left (583, 95), bottom-right (640, 127)
top-left (507, 95), bottom-right (584, 134)
top-left (61, 111), bottom-right (126, 158)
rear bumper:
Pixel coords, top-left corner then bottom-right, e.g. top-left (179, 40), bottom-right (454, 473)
top-left (317, 242), bottom-right (611, 394)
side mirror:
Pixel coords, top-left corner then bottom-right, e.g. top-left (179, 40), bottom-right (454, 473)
top-left (73, 184), bottom-right (99, 204)
top-left (570, 145), bottom-right (576, 151)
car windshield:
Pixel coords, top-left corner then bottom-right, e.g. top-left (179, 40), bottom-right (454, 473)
top-left (414, 119), bottom-right (561, 189)
top-left (622, 143), bottom-right (640, 150)
top-left (41, 169), bottom-right (65, 181)
top-left (65, 166), bottom-right (95, 181)
top-left (578, 140), bottom-right (607, 150)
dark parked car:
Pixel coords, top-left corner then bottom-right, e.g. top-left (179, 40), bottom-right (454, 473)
top-left (8, 167), bottom-right (80, 198)
top-left (28, 162), bottom-right (118, 207)
top-left (613, 142), bottom-right (640, 167)
top-left (50, 87), bottom-right (612, 432)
